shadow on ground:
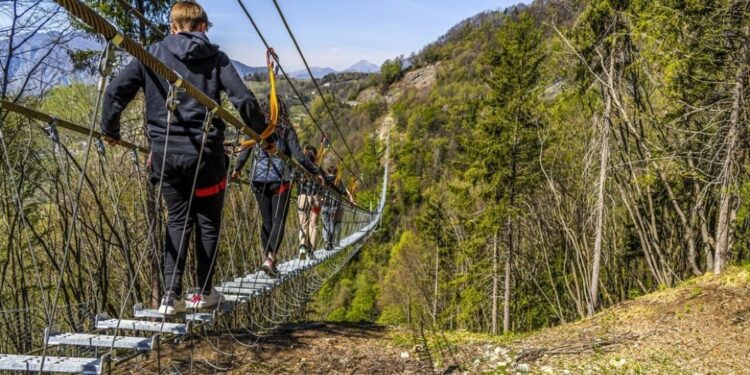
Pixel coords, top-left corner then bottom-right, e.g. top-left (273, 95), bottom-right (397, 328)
top-left (119, 322), bottom-right (425, 375)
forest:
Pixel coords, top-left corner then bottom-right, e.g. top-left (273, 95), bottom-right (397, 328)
top-left (1, 0), bottom-right (749, 358)
top-left (316, 0), bottom-right (750, 336)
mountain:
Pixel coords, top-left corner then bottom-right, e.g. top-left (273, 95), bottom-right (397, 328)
top-left (290, 61), bottom-right (379, 80)
top-left (2, 31), bottom-right (373, 89)
top-left (289, 67), bottom-right (338, 80)
top-left (231, 60), bottom-right (265, 79)
top-left (344, 60), bottom-right (380, 74)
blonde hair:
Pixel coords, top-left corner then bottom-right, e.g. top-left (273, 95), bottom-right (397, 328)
top-left (171, 1), bottom-right (209, 32)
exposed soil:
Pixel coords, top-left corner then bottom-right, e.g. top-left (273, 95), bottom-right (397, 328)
top-left (386, 64), bottom-right (438, 104)
top-left (392, 65), bottom-right (438, 93)
top-left (228, 323), bottom-right (423, 374)
top-left (116, 323), bottom-right (430, 375)
top-left (117, 268), bottom-right (750, 374)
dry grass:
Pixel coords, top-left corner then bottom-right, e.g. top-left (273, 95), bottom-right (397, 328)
top-left (486, 266), bottom-right (750, 374)
top-left (118, 267), bottom-right (750, 374)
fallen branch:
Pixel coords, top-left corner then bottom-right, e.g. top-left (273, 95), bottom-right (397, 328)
top-left (515, 331), bottom-right (645, 363)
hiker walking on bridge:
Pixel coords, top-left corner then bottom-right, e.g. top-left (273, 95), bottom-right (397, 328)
top-left (232, 97), bottom-right (325, 277)
top-left (321, 164), bottom-right (352, 251)
top-left (101, 1), bottom-right (267, 315)
top-left (296, 145), bottom-right (323, 259)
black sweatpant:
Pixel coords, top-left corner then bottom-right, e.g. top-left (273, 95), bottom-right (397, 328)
top-left (252, 181), bottom-right (292, 258)
top-left (151, 152), bottom-right (227, 296)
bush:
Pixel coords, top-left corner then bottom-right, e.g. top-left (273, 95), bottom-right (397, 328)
top-left (377, 305), bottom-right (407, 325)
top-left (327, 307), bottom-right (348, 322)
top-left (380, 58), bottom-right (403, 86)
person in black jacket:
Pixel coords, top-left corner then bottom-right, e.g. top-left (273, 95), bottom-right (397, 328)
top-left (101, 1), bottom-right (266, 315)
top-left (231, 96), bottom-right (325, 277)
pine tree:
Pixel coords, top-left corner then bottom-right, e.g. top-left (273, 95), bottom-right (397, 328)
top-left (466, 12), bottom-right (546, 334)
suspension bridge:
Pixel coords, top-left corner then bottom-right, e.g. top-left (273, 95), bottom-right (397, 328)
top-left (0, 0), bottom-right (389, 373)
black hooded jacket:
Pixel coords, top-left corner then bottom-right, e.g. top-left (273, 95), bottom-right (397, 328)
top-left (101, 31), bottom-right (265, 156)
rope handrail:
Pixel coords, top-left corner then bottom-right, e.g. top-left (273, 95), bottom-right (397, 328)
top-left (0, 100), bottom-right (148, 154)
top-left (270, 0), bottom-right (366, 182)
top-left (51, 0), bottom-right (367, 212)
top-left (0, 2), bottom-right (390, 372)
top-left (235, 0), bottom-right (366, 187)
top-left (52, 0), bottom-right (259, 142)
top-left (113, 0), bottom-right (166, 40)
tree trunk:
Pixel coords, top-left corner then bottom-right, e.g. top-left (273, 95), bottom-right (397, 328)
top-left (713, 41), bottom-right (747, 274)
top-left (589, 96), bottom-right (610, 316)
top-left (147, 183), bottom-right (161, 308)
top-left (589, 50), bottom-right (617, 316)
top-left (491, 231), bottom-right (499, 335)
top-left (433, 245), bottom-right (439, 325)
top-left (503, 220), bottom-right (512, 334)
top-left (713, 22), bottom-right (748, 274)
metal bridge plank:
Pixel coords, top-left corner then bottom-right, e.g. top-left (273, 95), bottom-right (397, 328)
top-left (222, 294), bottom-right (250, 303)
top-left (0, 354), bottom-right (104, 374)
top-left (215, 286), bottom-right (264, 296)
top-left (96, 319), bottom-right (187, 335)
top-left (222, 280), bottom-right (276, 289)
top-left (132, 309), bottom-right (216, 323)
top-left (47, 333), bottom-right (153, 351)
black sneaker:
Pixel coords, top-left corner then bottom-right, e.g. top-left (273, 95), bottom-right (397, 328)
top-left (299, 245), bottom-right (308, 260)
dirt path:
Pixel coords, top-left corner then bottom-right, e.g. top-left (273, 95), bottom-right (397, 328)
top-left (228, 323), bottom-right (422, 374)
top-left (118, 323), bottom-right (428, 375)
top-left (118, 257), bottom-right (750, 375)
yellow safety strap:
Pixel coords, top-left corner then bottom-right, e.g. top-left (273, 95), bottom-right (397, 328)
top-left (348, 177), bottom-right (358, 196)
top-left (335, 164), bottom-right (343, 186)
top-left (316, 141), bottom-right (327, 166)
top-left (240, 48), bottom-right (280, 149)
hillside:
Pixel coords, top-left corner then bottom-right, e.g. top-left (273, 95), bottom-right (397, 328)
top-left (3, 0), bottom-right (750, 373)
top-left (123, 267), bottom-right (750, 374)
top-left (258, 267), bottom-right (750, 374)
top-left (305, 0), bottom-right (750, 343)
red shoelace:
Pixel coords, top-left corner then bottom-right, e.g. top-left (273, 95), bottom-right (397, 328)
top-left (189, 294), bottom-right (202, 304)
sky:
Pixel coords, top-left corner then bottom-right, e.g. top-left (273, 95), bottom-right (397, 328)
top-left (201, 1), bottom-right (527, 71)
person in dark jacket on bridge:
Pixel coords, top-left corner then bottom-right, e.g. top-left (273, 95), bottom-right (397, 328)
top-left (232, 97), bottom-right (325, 277)
top-left (101, 1), bottom-right (266, 315)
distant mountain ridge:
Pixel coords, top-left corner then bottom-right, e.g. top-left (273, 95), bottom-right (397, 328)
top-left (2, 31), bottom-right (380, 92)
top-left (231, 60), bottom-right (265, 78)
top-left (289, 67), bottom-right (338, 80)
top-left (289, 60), bottom-right (380, 80)
top-left (345, 60), bottom-right (380, 73)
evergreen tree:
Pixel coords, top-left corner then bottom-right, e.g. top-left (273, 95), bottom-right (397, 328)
top-left (465, 12), bottom-right (546, 333)
top-left (69, 0), bottom-right (170, 72)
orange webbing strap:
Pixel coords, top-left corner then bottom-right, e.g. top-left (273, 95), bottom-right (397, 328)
top-left (348, 177), bottom-right (358, 196)
top-left (240, 48), bottom-right (280, 149)
top-left (335, 163), bottom-right (343, 186)
top-left (316, 135), bottom-right (330, 166)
